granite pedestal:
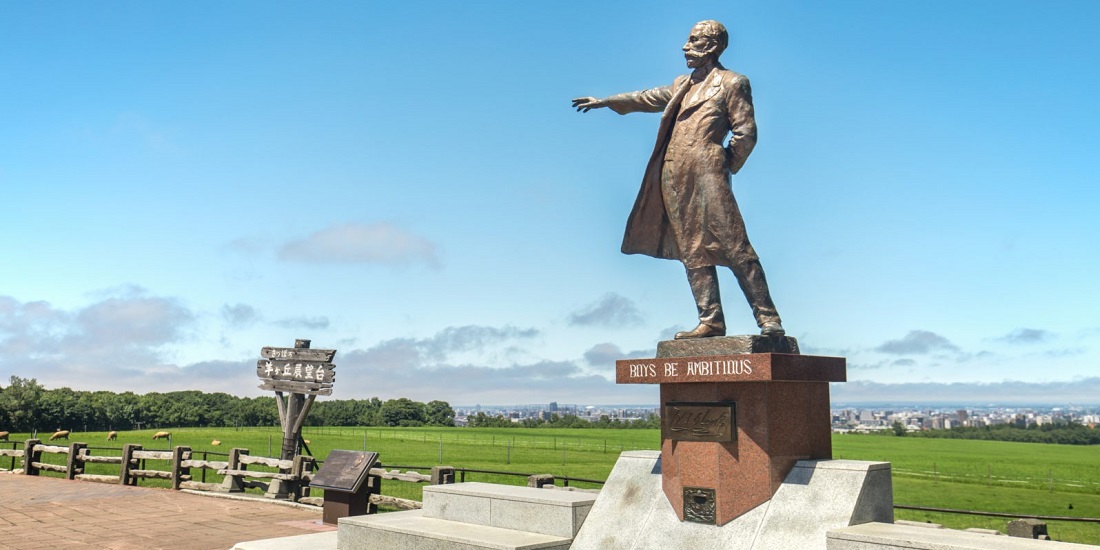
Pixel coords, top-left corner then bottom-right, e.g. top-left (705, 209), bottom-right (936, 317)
top-left (617, 336), bottom-right (846, 526)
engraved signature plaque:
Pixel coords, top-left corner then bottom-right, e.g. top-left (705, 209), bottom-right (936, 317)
top-left (684, 487), bottom-right (717, 524)
top-left (665, 401), bottom-right (736, 442)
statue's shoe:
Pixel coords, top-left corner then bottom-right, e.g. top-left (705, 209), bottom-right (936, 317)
top-left (761, 322), bottom-right (785, 337)
top-left (674, 323), bottom-right (726, 339)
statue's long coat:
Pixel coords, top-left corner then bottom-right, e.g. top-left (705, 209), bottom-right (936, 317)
top-left (606, 65), bottom-right (759, 270)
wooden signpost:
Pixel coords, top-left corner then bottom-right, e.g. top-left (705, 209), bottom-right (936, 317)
top-left (256, 339), bottom-right (337, 463)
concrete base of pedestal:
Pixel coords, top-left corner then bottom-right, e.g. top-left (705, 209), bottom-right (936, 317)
top-left (570, 451), bottom-right (893, 550)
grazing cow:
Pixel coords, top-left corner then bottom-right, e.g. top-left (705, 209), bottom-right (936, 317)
top-left (211, 439), bottom-right (221, 446)
top-left (50, 430), bottom-right (70, 441)
top-left (152, 431), bottom-right (171, 440)
top-left (0, 431), bottom-right (9, 441)
top-left (106, 431), bottom-right (117, 441)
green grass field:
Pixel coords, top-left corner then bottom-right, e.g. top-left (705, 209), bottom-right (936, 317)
top-left (5, 427), bottom-right (1098, 545)
top-left (833, 434), bottom-right (1100, 545)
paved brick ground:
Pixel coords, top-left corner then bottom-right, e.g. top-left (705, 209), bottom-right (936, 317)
top-left (0, 475), bottom-right (333, 550)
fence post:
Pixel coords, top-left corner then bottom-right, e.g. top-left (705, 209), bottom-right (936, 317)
top-left (120, 444), bottom-right (142, 486)
top-left (171, 446), bottom-right (191, 490)
top-left (219, 448), bottom-right (248, 493)
top-left (66, 442), bottom-right (87, 480)
top-left (431, 466), bottom-right (455, 485)
top-left (22, 439), bottom-right (41, 476)
top-left (1007, 519), bottom-right (1049, 539)
top-left (528, 474), bottom-right (555, 488)
top-left (290, 454), bottom-right (315, 502)
top-left (364, 462), bottom-right (381, 515)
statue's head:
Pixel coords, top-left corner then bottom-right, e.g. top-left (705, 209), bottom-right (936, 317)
top-left (683, 20), bottom-right (728, 68)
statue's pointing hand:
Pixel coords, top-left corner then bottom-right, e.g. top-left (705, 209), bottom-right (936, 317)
top-left (572, 97), bottom-right (607, 113)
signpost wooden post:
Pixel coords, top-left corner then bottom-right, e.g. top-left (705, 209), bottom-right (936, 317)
top-left (256, 339), bottom-right (337, 463)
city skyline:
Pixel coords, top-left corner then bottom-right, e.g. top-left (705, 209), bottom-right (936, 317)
top-left (2, 2), bottom-right (1098, 405)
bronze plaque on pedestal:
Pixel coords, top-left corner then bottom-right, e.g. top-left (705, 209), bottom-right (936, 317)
top-left (684, 487), bottom-right (717, 524)
top-left (665, 401), bottom-right (736, 442)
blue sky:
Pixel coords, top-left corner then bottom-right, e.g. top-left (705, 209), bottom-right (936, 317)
top-left (1, 1), bottom-right (1098, 406)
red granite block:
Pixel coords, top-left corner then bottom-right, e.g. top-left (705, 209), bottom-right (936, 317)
top-left (642, 354), bottom-right (844, 525)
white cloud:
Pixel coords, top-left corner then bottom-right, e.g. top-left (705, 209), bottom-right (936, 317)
top-left (278, 222), bottom-right (440, 268)
top-left (833, 378), bottom-right (1100, 405)
top-left (222, 303), bottom-right (259, 328)
top-left (875, 330), bottom-right (959, 355)
top-left (334, 347), bottom-right (655, 404)
top-left (568, 293), bottom-right (644, 328)
top-left (312, 326), bottom-right (655, 404)
top-left (583, 343), bottom-right (623, 368)
top-left (275, 316), bottom-right (330, 330)
top-left (996, 328), bottom-right (1054, 344)
top-left (0, 290), bottom-right (216, 393)
top-left (8, 297), bottom-right (1091, 407)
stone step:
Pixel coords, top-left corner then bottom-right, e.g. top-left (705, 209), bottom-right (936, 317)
top-left (422, 482), bottom-right (596, 538)
top-left (231, 531), bottom-right (337, 550)
top-left (827, 522), bottom-right (1097, 550)
top-left (339, 510), bottom-right (572, 550)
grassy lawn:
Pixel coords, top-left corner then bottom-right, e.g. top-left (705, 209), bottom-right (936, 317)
top-left (833, 434), bottom-right (1100, 494)
top-left (834, 434), bottom-right (1100, 544)
top-left (5, 427), bottom-right (1099, 544)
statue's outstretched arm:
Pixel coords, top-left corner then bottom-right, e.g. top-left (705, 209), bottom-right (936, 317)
top-left (573, 84), bottom-right (673, 115)
top-left (572, 97), bottom-right (608, 112)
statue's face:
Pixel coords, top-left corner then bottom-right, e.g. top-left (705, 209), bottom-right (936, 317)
top-left (683, 24), bottom-right (718, 68)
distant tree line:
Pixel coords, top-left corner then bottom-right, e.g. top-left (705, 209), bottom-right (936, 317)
top-left (0, 376), bottom-right (454, 433)
top-left (884, 420), bottom-right (1100, 445)
top-left (467, 412), bottom-right (660, 429)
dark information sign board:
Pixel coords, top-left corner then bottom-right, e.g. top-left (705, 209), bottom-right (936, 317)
top-left (261, 346), bottom-right (337, 362)
top-left (258, 379), bottom-right (333, 396)
top-left (256, 359), bottom-right (336, 384)
top-left (311, 450), bottom-right (378, 493)
top-left (664, 401), bottom-right (736, 442)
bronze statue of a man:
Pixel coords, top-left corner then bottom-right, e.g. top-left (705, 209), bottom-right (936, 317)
top-left (573, 20), bottom-right (784, 339)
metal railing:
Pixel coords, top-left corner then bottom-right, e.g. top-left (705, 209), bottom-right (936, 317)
top-left (895, 505), bottom-right (1100, 524)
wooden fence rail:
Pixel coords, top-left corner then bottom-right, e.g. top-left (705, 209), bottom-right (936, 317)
top-left (0, 441), bottom-right (26, 474)
top-left (1, 439), bottom-right (584, 513)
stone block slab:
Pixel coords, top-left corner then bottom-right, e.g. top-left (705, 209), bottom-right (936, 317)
top-left (423, 487), bottom-right (492, 527)
top-left (423, 482), bottom-right (595, 538)
top-left (827, 522), bottom-right (1096, 549)
top-left (754, 460), bottom-right (893, 549)
top-left (337, 510), bottom-right (571, 550)
top-left (232, 531), bottom-right (337, 550)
